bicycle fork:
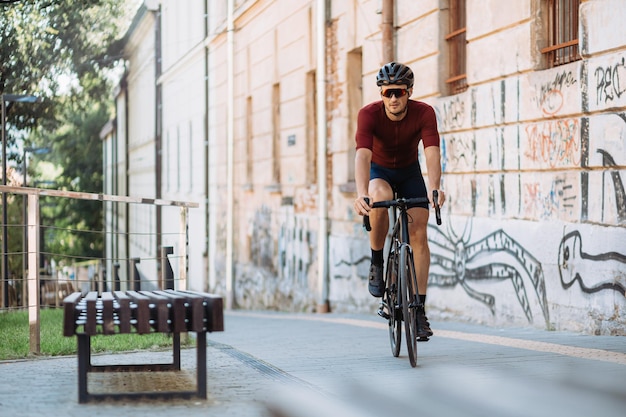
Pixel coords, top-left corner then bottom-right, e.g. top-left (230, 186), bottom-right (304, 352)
top-left (378, 241), bottom-right (400, 321)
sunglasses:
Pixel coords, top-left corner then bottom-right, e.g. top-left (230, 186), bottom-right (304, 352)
top-left (381, 88), bottom-right (409, 99)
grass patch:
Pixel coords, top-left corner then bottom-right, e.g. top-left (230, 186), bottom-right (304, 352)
top-left (0, 308), bottom-right (189, 361)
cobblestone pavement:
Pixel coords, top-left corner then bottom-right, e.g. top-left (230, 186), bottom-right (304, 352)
top-left (1, 310), bottom-right (625, 417)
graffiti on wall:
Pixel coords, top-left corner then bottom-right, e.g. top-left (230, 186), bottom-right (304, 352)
top-left (524, 119), bottom-right (581, 167)
top-left (593, 56), bottom-right (626, 106)
top-left (525, 70), bottom-right (581, 169)
top-left (439, 96), bottom-right (466, 131)
top-left (523, 176), bottom-right (577, 220)
top-left (558, 231), bottom-right (626, 296)
top-left (440, 133), bottom-right (475, 172)
top-left (428, 221), bottom-right (550, 327)
top-left (250, 205), bottom-right (275, 271)
top-left (598, 147), bottom-right (626, 223)
top-left (278, 210), bottom-right (313, 286)
top-left (536, 70), bottom-right (577, 116)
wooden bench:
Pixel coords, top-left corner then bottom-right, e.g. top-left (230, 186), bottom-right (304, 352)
top-left (63, 289), bottom-right (224, 403)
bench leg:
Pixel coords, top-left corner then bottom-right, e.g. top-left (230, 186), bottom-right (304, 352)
top-left (173, 332), bottom-right (181, 370)
top-left (196, 331), bottom-right (207, 398)
top-left (74, 332), bottom-right (208, 402)
top-left (77, 335), bottom-right (91, 403)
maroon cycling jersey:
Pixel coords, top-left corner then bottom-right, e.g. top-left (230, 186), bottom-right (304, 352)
top-left (355, 100), bottom-right (440, 169)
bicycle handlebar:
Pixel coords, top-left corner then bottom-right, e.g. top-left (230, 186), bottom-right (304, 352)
top-left (362, 190), bottom-right (442, 231)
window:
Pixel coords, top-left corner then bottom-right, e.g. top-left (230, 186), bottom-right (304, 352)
top-left (446, 0), bottom-right (467, 95)
top-left (245, 96), bottom-right (253, 189)
top-left (272, 83), bottom-right (281, 186)
top-left (345, 48), bottom-right (362, 189)
top-left (541, 0), bottom-right (580, 67)
top-left (305, 71), bottom-right (317, 185)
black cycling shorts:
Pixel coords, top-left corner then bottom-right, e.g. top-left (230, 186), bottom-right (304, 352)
top-left (370, 161), bottom-right (428, 209)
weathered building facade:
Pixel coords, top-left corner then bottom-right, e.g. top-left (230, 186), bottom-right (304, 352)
top-left (103, 0), bottom-right (626, 335)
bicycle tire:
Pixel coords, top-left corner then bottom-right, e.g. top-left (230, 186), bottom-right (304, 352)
top-left (385, 248), bottom-right (401, 357)
top-left (399, 243), bottom-right (418, 367)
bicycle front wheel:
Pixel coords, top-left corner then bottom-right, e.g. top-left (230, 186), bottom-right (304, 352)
top-left (399, 243), bottom-right (418, 367)
top-left (386, 249), bottom-right (401, 357)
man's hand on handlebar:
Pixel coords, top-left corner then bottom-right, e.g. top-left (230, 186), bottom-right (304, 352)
top-left (431, 189), bottom-right (445, 209)
top-left (354, 195), bottom-right (372, 216)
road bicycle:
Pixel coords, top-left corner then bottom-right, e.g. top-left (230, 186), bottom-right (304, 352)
top-left (363, 190), bottom-right (441, 367)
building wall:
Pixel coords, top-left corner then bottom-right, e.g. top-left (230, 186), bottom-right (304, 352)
top-left (159, 0), bottom-right (208, 291)
top-left (116, 0), bottom-right (626, 335)
top-left (205, 0), bottom-right (321, 309)
top-left (102, 90), bottom-right (128, 287)
top-left (117, 6), bottom-right (158, 285)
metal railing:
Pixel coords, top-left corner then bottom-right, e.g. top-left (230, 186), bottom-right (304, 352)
top-left (0, 185), bottom-right (198, 353)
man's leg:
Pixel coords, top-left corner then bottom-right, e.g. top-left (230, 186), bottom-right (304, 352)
top-left (408, 207), bottom-right (433, 339)
top-left (367, 179), bottom-right (393, 297)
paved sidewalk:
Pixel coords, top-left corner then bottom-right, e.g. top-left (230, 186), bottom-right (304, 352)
top-left (1, 311), bottom-right (625, 417)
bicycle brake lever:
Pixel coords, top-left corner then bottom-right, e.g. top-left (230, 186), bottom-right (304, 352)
top-left (363, 197), bottom-right (371, 231)
top-left (433, 190), bottom-right (442, 226)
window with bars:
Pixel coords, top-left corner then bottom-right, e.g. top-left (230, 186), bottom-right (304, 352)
top-left (446, 0), bottom-right (467, 95)
top-left (541, 0), bottom-right (581, 67)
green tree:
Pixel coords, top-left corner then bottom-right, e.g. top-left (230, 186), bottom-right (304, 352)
top-left (37, 94), bottom-right (109, 265)
top-left (1, 0), bottom-right (136, 280)
top-left (1, 0), bottom-right (133, 132)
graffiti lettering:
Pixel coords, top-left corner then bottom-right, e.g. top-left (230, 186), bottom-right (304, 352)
top-left (538, 71), bottom-right (576, 115)
top-left (523, 178), bottom-right (576, 219)
top-left (525, 119), bottom-right (581, 167)
top-left (594, 57), bottom-right (626, 105)
top-left (441, 97), bottom-right (465, 130)
top-left (540, 89), bottom-right (563, 116)
top-left (442, 134), bottom-right (474, 171)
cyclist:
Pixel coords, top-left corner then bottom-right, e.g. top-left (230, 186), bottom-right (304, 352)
top-left (353, 61), bottom-right (445, 340)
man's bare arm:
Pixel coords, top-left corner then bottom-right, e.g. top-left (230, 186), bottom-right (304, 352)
top-left (424, 145), bottom-right (445, 207)
top-left (354, 148), bottom-right (373, 215)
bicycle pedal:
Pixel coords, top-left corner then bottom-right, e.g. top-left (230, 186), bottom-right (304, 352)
top-left (377, 309), bottom-right (390, 320)
top-left (417, 336), bottom-right (430, 342)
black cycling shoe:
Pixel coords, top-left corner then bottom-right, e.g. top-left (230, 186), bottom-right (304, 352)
top-left (416, 304), bottom-right (433, 341)
top-left (368, 264), bottom-right (384, 297)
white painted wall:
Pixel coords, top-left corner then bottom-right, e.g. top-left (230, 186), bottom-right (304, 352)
top-left (124, 8), bottom-right (159, 285)
top-left (159, 0), bottom-right (207, 291)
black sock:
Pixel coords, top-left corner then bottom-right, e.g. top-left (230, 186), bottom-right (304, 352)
top-left (419, 294), bottom-right (426, 306)
top-left (371, 249), bottom-right (383, 266)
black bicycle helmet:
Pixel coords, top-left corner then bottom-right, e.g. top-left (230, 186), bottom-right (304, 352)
top-left (376, 62), bottom-right (414, 88)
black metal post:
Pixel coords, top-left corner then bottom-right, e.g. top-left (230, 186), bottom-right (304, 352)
top-left (160, 246), bottom-right (174, 289)
top-left (130, 257), bottom-right (140, 291)
top-left (113, 262), bottom-right (120, 291)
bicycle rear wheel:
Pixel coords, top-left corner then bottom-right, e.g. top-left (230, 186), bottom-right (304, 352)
top-left (385, 249), bottom-right (401, 357)
top-left (399, 243), bottom-right (418, 367)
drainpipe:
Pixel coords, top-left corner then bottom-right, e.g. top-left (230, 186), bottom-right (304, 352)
top-left (154, 5), bottom-right (163, 281)
top-left (123, 77), bottom-right (129, 286)
top-left (381, 0), bottom-right (394, 62)
top-left (204, 0), bottom-right (210, 292)
top-left (317, 0), bottom-right (330, 313)
top-left (226, 0), bottom-right (235, 309)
